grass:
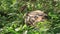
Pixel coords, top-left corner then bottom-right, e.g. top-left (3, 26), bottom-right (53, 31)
top-left (0, 0), bottom-right (60, 34)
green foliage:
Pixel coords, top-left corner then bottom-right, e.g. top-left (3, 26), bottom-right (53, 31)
top-left (0, 0), bottom-right (60, 34)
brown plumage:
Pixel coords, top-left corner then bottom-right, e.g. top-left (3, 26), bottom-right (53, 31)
top-left (25, 10), bottom-right (48, 26)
